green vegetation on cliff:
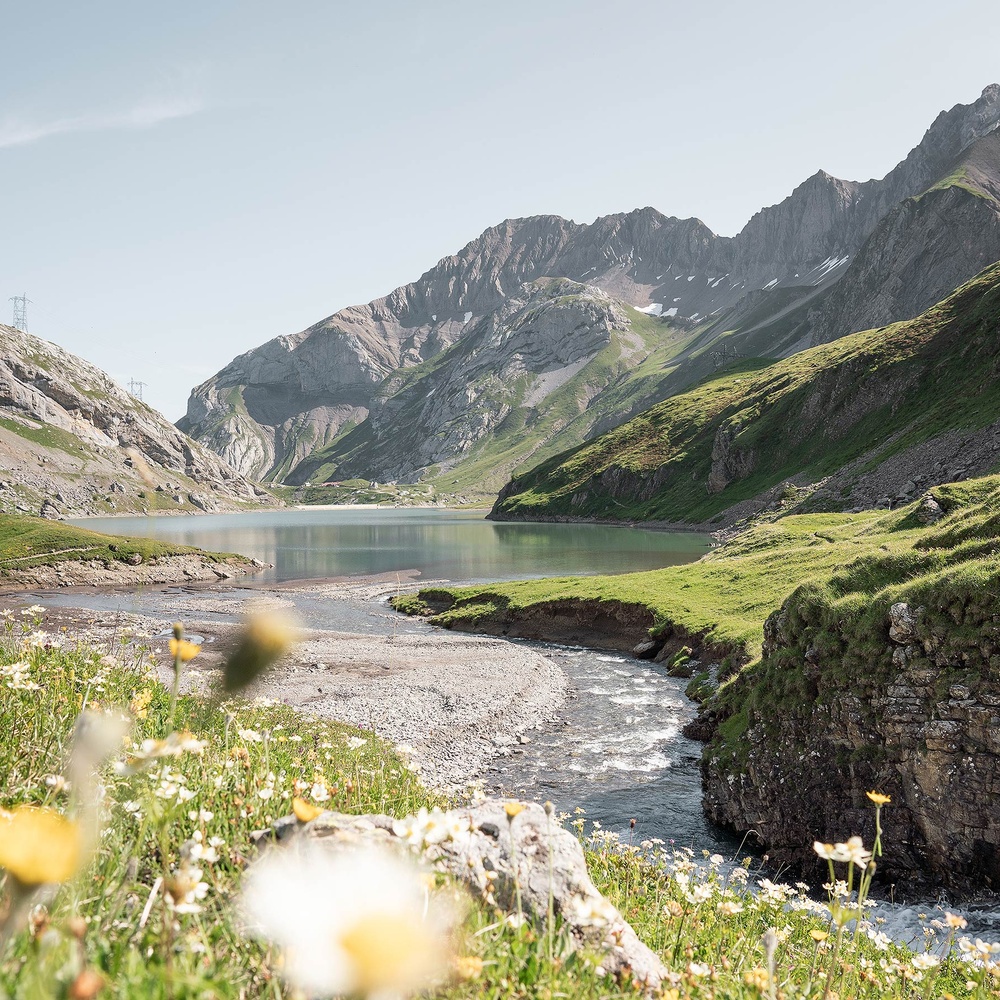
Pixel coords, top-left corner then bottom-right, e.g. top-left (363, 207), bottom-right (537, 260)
top-left (492, 261), bottom-right (1000, 524)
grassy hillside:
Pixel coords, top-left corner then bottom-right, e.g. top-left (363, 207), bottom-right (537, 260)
top-left (0, 513), bottom-right (238, 578)
top-left (397, 474), bottom-right (1000, 665)
top-left (491, 261), bottom-right (1000, 524)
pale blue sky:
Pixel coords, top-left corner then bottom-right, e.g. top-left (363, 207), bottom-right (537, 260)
top-left (1, 0), bottom-right (998, 419)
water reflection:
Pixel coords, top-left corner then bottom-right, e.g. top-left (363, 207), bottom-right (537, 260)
top-left (72, 509), bottom-right (711, 583)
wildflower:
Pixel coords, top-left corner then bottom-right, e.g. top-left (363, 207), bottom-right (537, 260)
top-left (945, 911), bottom-right (968, 930)
top-left (866, 790), bottom-right (891, 806)
top-left (346, 736), bottom-right (367, 751)
top-left (121, 731), bottom-right (206, 771)
top-left (0, 806), bottom-right (82, 885)
top-left (452, 956), bottom-right (484, 981)
top-left (687, 961), bottom-right (710, 978)
top-left (392, 807), bottom-right (450, 848)
top-left (504, 801), bottom-right (525, 820)
top-left (810, 929), bottom-right (829, 942)
top-left (566, 894), bottom-right (618, 929)
top-left (293, 797), bottom-right (324, 823)
top-left (310, 781), bottom-right (331, 803)
top-left (238, 729), bottom-right (263, 743)
top-left (717, 899), bottom-right (744, 916)
top-left (165, 857), bottom-right (209, 915)
top-left (223, 610), bottom-right (296, 692)
top-left (241, 842), bottom-right (453, 998)
top-left (169, 638), bottom-right (201, 662)
top-left (913, 953), bottom-right (940, 970)
top-left (744, 967), bottom-right (770, 990)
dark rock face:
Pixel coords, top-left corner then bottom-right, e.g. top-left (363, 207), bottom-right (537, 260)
top-left (701, 595), bottom-right (1000, 894)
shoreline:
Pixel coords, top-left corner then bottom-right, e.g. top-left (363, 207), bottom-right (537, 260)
top-left (15, 576), bottom-right (568, 793)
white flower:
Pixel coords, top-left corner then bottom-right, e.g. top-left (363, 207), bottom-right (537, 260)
top-left (392, 808), bottom-right (450, 848)
top-left (566, 894), bottom-right (618, 929)
top-left (310, 782), bottom-right (331, 803)
top-left (346, 736), bottom-right (367, 751)
top-left (238, 729), bottom-right (263, 743)
top-left (912, 953), bottom-right (940, 970)
top-left (241, 842), bottom-right (453, 998)
top-left (687, 961), bottom-right (710, 977)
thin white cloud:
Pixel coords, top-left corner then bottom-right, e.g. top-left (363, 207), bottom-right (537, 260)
top-left (0, 96), bottom-right (205, 150)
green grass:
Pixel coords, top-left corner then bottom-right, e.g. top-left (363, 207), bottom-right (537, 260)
top-left (406, 472), bottom-right (1000, 652)
top-left (0, 609), bottom-right (983, 999)
top-left (0, 416), bottom-right (94, 459)
top-left (0, 513), bottom-right (242, 576)
top-left (492, 260), bottom-right (1000, 524)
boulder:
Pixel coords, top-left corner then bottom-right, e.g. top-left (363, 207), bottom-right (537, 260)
top-left (258, 799), bottom-right (668, 989)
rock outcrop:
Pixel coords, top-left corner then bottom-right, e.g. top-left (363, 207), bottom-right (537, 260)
top-left (0, 324), bottom-right (273, 517)
top-left (700, 583), bottom-right (1000, 895)
top-left (260, 800), bottom-right (668, 988)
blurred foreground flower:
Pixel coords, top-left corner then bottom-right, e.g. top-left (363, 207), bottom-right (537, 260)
top-left (223, 610), bottom-right (295, 693)
top-left (241, 841), bottom-right (454, 998)
top-left (0, 806), bottom-right (81, 886)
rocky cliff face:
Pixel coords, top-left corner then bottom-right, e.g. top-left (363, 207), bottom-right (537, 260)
top-left (292, 279), bottom-right (655, 489)
top-left (0, 325), bottom-right (272, 517)
top-left (701, 588), bottom-right (1000, 894)
top-left (183, 86), bottom-right (1000, 488)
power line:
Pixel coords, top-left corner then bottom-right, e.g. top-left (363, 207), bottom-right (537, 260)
top-left (9, 294), bottom-right (31, 332)
top-left (128, 379), bottom-right (147, 400)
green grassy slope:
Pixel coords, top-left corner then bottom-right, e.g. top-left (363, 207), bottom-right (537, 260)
top-left (398, 473), bottom-right (1000, 679)
top-left (0, 514), bottom-right (240, 577)
top-left (491, 260), bottom-right (1000, 524)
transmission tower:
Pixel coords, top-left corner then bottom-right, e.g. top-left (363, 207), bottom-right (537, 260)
top-left (128, 379), bottom-right (147, 400)
top-left (9, 294), bottom-right (31, 332)
top-left (709, 344), bottom-right (746, 370)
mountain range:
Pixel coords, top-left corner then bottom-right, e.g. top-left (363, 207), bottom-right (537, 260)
top-left (179, 85), bottom-right (1000, 502)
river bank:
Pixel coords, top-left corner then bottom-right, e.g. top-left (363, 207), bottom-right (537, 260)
top-left (16, 576), bottom-right (567, 793)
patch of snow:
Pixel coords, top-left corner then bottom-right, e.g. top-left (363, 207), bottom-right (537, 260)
top-left (675, 275), bottom-right (683, 280)
top-left (686, 275), bottom-right (696, 282)
top-left (664, 307), bottom-right (679, 318)
top-left (763, 278), bottom-right (779, 290)
top-left (673, 297), bottom-right (681, 303)
top-left (711, 276), bottom-right (727, 288)
top-left (463, 311), bottom-right (473, 324)
top-left (655, 274), bottom-right (663, 280)
top-left (636, 303), bottom-right (664, 316)
top-left (431, 314), bottom-right (437, 321)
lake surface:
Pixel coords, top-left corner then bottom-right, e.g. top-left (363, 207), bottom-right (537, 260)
top-left (73, 508), bottom-right (712, 583)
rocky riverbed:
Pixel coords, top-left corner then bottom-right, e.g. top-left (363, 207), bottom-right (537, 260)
top-left (16, 577), bottom-right (567, 792)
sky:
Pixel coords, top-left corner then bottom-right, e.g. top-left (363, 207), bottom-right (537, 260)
top-left (1, 0), bottom-right (999, 421)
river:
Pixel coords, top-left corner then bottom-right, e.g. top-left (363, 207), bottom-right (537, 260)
top-left (63, 508), bottom-right (724, 846)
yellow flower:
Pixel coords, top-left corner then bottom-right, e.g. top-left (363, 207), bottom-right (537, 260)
top-left (223, 611), bottom-right (296, 693)
top-left (0, 805), bottom-right (82, 885)
top-left (810, 929), bottom-right (830, 942)
top-left (866, 790), bottom-right (891, 806)
top-left (292, 797), bottom-right (324, 823)
top-left (453, 955), bottom-right (484, 981)
top-left (504, 802), bottom-right (525, 821)
top-left (169, 638), bottom-right (201, 662)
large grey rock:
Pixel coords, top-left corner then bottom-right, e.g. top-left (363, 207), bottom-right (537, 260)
top-left (260, 800), bottom-right (669, 989)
